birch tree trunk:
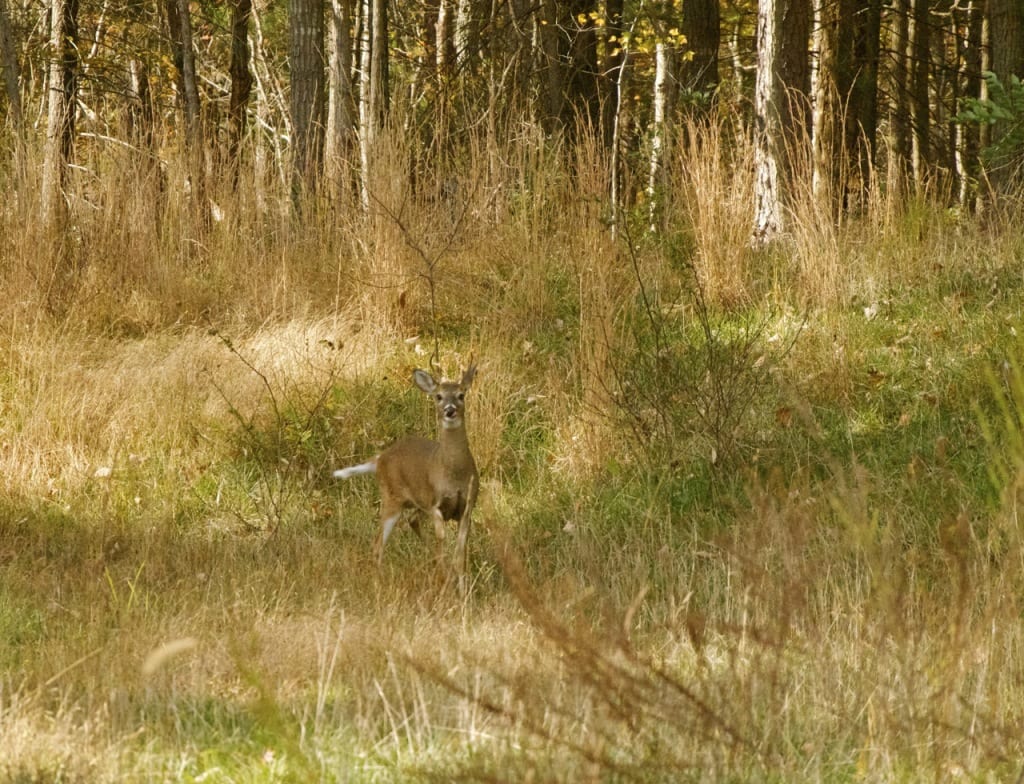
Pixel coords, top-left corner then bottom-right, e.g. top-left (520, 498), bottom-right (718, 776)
top-left (811, 0), bottom-right (839, 207)
top-left (753, 0), bottom-right (809, 245)
top-left (647, 40), bottom-right (675, 232)
top-left (752, 0), bottom-right (784, 245)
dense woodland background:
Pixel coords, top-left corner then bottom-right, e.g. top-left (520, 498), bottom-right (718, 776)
top-left (1, 0), bottom-right (1023, 254)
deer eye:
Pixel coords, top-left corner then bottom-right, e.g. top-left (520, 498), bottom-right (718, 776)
top-left (435, 394), bottom-right (443, 401)
top-left (457, 393), bottom-right (465, 401)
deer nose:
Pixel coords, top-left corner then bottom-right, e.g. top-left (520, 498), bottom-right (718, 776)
top-left (444, 405), bottom-right (458, 418)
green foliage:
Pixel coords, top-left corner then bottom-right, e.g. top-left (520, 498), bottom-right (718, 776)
top-left (957, 70), bottom-right (1024, 168)
top-left (605, 242), bottom-right (800, 470)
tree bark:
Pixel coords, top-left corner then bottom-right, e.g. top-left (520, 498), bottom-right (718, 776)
top-left (124, 0), bottom-right (155, 154)
top-left (165, 0), bottom-right (200, 147)
top-left (909, 0), bottom-right (931, 188)
top-left (0, 0), bottom-right (21, 132)
top-left (889, 0), bottom-right (912, 186)
top-left (228, 0), bottom-right (254, 182)
top-left (41, 0), bottom-right (78, 233)
top-left (680, 0), bottom-right (720, 98)
top-left (358, 0), bottom-right (388, 210)
top-left (325, 0), bottom-right (355, 196)
top-left (601, 0), bottom-right (624, 144)
top-left (813, 0), bottom-right (880, 212)
top-left (290, 0), bottom-right (326, 200)
top-left (648, 40), bottom-right (676, 231)
top-left (988, 0), bottom-right (1024, 187)
top-left (989, 0), bottom-right (1024, 82)
top-left (753, 0), bottom-right (808, 245)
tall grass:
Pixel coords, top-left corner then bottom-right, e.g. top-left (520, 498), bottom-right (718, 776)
top-left (2, 113), bottom-right (1024, 781)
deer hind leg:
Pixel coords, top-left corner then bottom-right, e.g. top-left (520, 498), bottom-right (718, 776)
top-left (455, 512), bottom-right (471, 576)
top-left (408, 515), bottom-right (423, 540)
top-left (431, 508), bottom-right (446, 540)
top-left (375, 499), bottom-right (403, 565)
top-left (455, 481), bottom-right (478, 593)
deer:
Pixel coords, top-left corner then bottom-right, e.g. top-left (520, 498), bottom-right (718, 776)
top-left (333, 365), bottom-right (479, 586)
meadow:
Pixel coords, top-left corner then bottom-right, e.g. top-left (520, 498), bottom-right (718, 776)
top-left (2, 122), bottom-right (1024, 781)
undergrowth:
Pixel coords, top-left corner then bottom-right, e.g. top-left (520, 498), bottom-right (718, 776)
top-left (1, 119), bottom-right (1024, 781)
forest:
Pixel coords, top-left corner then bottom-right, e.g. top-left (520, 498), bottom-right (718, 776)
top-left (2, 0), bottom-right (1024, 780)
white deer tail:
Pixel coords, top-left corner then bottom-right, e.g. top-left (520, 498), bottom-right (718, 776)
top-left (332, 459), bottom-right (377, 480)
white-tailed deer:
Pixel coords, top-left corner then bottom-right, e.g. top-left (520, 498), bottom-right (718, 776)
top-left (333, 365), bottom-right (479, 583)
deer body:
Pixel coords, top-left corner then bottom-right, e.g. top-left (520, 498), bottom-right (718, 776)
top-left (334, 366), bottom-right (478, 580)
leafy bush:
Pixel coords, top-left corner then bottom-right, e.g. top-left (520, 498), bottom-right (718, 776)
top-left (958, 70), bottom-right (1024, 176)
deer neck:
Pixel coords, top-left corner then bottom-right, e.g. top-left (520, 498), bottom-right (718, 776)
top-left (437, 418), bottom-right (472, 466)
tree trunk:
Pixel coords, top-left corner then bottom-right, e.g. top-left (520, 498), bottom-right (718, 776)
top-left (358, 0), bottom-right (388, 210)
top-left (165, 0), bottom-right (200, 147)
top-left (0, 0), bottom-right (21, 133)
top-left (680, 0), bottom-right (720, 99)
top-left (228, 0), bottom-right (254, 183)
top-left (778, 0), bottom-right (811, 136)
top-left (601, 0), bottom-right (624, 145)
top-left (290, 0), bottom-right (325, 201)
top-left (956, 0), bottom-right (982, 206)
top-left (909, 0), bottom-right (931, 188)
top-left (41, 0), bottom-right (78, 233)
top-left (889, 0), bottom-right (912, 187)
top-left (436, 0), bottom-right (455, 75)
top-left (648, 40), bottom-right (676, 232)
top-left (124, 0), bottom-right (155, 154)
top-left (812, 0), bottom-right (839, 207)
top-left (813, 0), bottom-right (880, 212)
top-left (165, 0), bottom-right (207, 226)
top-left (454, 0), bottom-right (476, 67)
top-left (989, 0), bottom-right (1024, 81)
top-left (325, 0), bottom-right (355, 196)
top-left (844, 0), bottom-right (880, 204)
top-left (988, 0), bottom-right (1024, 187)
top-left (566, 0), bottom-right (600, 132)
top-left (753, 0), bottom-right (808, 245)
top-left (538, 0), bottom-right (564, 132)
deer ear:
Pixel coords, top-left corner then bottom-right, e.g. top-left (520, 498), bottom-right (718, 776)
top-left (461, 364), bottom-right (477, 389)
top-left (413, 369), bottom-right (437, 394)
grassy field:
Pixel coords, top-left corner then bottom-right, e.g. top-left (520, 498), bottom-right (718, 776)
top-left (3, 124), bottom-right (1024, 781)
